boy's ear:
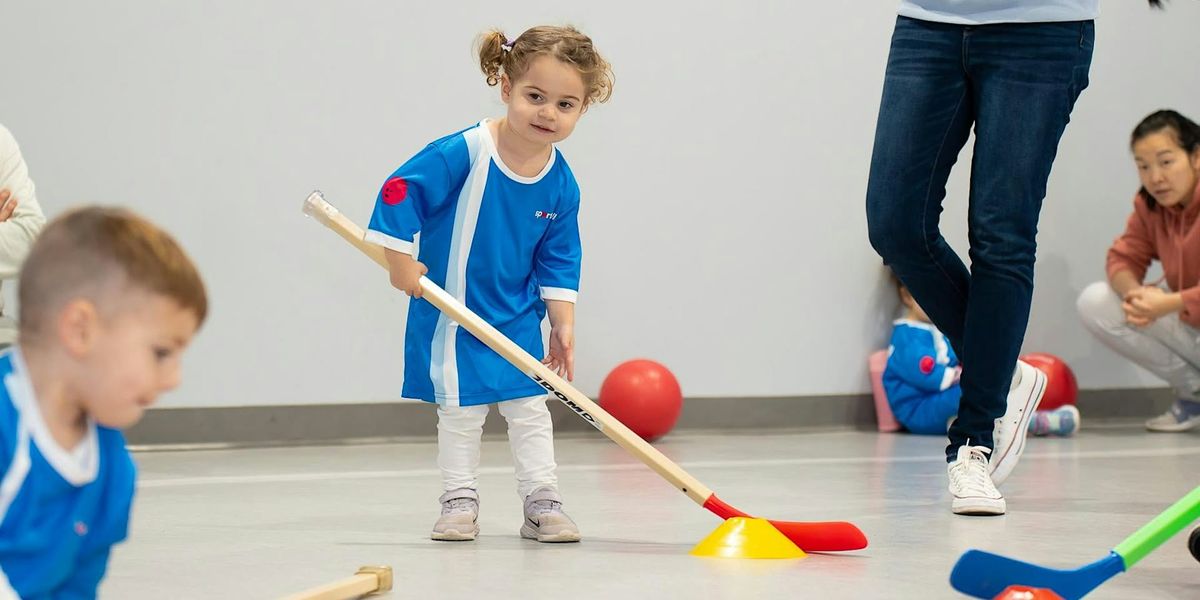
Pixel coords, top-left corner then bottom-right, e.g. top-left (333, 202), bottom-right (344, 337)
top-left (57, 299), bottom-right (101, 358)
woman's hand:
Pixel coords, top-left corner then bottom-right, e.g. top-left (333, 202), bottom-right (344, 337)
top-left (1123, 286), bottom-right (1183, 326)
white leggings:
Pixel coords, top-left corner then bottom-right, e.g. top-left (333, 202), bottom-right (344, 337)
top-left (437, 395), bottom-right (557, 499)
top-left (1077, 281), bottom-right (1200, 400)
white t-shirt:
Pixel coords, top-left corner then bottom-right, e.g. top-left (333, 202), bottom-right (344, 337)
top-left (898, 1), bottom-right (1098, 24)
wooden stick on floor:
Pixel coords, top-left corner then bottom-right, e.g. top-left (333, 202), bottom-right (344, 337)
top-left (280, 566), bottom-right (393, 600)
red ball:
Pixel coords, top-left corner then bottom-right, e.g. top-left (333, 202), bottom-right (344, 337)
top-left (598, 359), bottom-right (683, 442)
top-left (1020, 352), bottom-right (1078, 411)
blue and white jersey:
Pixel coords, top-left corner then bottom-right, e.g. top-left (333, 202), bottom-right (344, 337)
top-left (883, 320), bottom-right (961, 419)
top-left (367, 120), bottom-right (582, 407)
top-left (0, 349), bottom-right (135, 600)
top-left (898, 0), bottom-right (1098, 24)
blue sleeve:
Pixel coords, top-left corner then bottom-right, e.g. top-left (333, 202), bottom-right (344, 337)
top-left (885, 327), bottom-right (957, 393)
top-left (534, 182), bottom-right (582, 303)
top-left (365, 143), bottom-right (456, 255)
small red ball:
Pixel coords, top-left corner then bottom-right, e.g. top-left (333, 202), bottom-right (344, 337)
top-left (598, 359), bottom-right (683, 442)
top-left (1020, 353), bottom-right (1078, 411)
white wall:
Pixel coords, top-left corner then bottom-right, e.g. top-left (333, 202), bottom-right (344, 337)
top-left (2, 1), bottom-right (1197, 407)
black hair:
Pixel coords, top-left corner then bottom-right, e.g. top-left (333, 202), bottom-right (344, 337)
top-left (1130, 110), bottom-right (1200, 209)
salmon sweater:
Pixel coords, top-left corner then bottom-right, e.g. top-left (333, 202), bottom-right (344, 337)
top-left (1106, 183), bottom-right (1200, 327)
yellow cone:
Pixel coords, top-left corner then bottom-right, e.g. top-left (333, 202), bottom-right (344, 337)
top-left (689, 517), bottom-right (807, 559)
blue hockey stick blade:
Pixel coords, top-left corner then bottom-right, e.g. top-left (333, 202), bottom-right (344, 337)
top-left (949, 549), bottom-right (1125, 599)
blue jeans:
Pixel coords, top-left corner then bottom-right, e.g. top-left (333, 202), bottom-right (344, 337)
top-left (866, 17), bottom-right (1093, 460)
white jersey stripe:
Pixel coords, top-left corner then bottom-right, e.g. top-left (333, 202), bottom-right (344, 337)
top-left (364, 230), bottom-right (414, 255)
top-left (8, 351), bottom-right (98, 485)
top-left (540, 287), bottom-right (578, 303)
top-left (431, 126), bottom-right (488, 407)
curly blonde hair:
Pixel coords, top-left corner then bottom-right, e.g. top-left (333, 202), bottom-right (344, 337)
top-left (477, 25), bottom-right (613, 105)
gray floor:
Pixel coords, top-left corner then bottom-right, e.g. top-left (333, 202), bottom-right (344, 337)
top-left (103, 426), bottom-right (1200, 599)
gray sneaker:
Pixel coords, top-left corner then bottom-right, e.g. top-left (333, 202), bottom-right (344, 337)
top-left (520, 487), bottom-right (581, 543)
top-left (1146, 400), bottom-right (1200, 433)
top-left (431, 488), bottom-right (479, 541)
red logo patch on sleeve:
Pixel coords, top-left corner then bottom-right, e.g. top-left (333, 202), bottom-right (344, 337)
top-left (382, 177), bottom-right (408, 205)
top-left (919, 356), bottom-right (935, 375)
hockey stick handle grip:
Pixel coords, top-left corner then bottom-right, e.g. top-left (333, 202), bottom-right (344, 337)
top-left (281, 565), bottom-right (393, 600)
top-left (1114, 485), bottom-right (1200, 568)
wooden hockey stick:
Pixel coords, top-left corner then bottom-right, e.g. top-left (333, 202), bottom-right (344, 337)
top-left (301, 191), bottom-right (867, 551)
top-left (281, 565), bottom-right (393, 600)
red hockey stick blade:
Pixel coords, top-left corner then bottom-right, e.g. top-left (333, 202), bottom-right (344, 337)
top-left (703, 494), bottom-right (868, 552)
top-left (767, 519), bottom-right (869, 552)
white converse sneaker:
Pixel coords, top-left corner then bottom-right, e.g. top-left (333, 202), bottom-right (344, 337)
top-left (431, 488), bottom-right (479, 541)
top-left (520, 487), bottom-right (581, 543)
top-left (948, 445), bottom-right (1006, 515)
top-left (989, 361), bottom-right (1046, 486)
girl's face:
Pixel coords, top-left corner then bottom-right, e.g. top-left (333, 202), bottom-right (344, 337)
top-left (1133, 130), bottom-right (1200, 208)
top-left (501, 55), bottom-right (587, 147)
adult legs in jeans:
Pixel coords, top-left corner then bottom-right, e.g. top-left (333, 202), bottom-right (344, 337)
top-left (867, 17), bottom-right (1093, 460)
top-left (1077, 281), bottom-right (1200, 399)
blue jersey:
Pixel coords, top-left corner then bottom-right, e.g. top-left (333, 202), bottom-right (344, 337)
top-left (367, 120), bottom-right (582, 407)
top-left (883, 320), bottom-right (962, 431)
top-left (0, 349), bottom-right (135, 600)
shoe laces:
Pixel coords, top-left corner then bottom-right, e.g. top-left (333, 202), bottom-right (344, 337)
top-left (949, 446), bottom-right (997, 497)
top-left (442, 497), bottom-right (478, 515)
top-left (528, 498), bottom-right (562, 516)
